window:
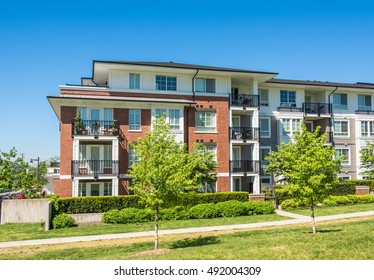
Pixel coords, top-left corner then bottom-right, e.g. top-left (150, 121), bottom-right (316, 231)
top-left (259, 118), bottom-right (270, 138)
top-left (259, 89), bottom-right (269, 107)
top-left (260, 147), bottom-right (271, 164)
top-left (333, 93), bottom-right (348, 110)
top-left (156, 75), bottom-right (177, 91)
top-left (333, 121), bottom-right (349, 137)
top-left (335, 148), bottom-right (350, 165)
top-left (103, 182), bottom-right (112, 196)
top-left (358, 94), bottom-right (371, 110)
top-left (129, 73), bottom-right (140, 89)
top-left (104, 108), bottom-right (113, 121)
top-left (104, 145), bottom-right (112, 168)
top-left (78, 183), bottom-right (87, 196)
top-left (197, 145), bottom-right (217, 161)
top-left (361, 121), bottom-right (374, 137)
top-left (260, 177), bottom-right (272, 184)
top-left (195, 78), bottom-right (215, 93)
top-left (198, 180), bottom-right (216, 193)
top-left (129, 109), bottom-right (141, 130)
top-left (128, 145), bottom-right (139, 167)
top-left (155, 109), bottom-right (167, 118)
top-left (169, 109), bottom-right (180, 130)
top-left (280, 90), bottom-right (296, 107)
top-left (281, 119), bottom-right (301, 136)
top-left (195, 112), bottom-right (216, 132)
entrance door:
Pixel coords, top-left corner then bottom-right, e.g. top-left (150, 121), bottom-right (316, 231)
top-left (90, 146), bottom-right (100, 174)
top-left (232, 146), bottom-right (241, 171)
top-left (233, 177), bottom-right (241, 191)
top-left (231, 88), bottom-right (239, 105)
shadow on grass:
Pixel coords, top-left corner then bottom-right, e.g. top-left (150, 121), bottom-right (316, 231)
top-left (305, 229), bottom-right (342, 234)
top-left (169, 236), bottom-right (220, 249)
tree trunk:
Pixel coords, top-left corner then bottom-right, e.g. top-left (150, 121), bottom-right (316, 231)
top-left (310, 203), bottom-right (317, 234)
top-left (154, 203), bottom-right (159, 250)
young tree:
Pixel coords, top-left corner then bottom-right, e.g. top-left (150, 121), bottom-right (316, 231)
top-left (360, 141), bottom-right (374, 179)
top-left (129, 116), bottom-right (217, 250)
top-left (266, 123), bottom-right (343, 234)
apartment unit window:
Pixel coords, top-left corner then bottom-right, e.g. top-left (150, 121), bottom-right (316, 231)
top-left (333, 121), bottom-right (349, 137)
top-left (129, 73), bottom-right (140, 89)
top-left (104, 145), bottom-right (112, 167)
top-left (335, 148), bottom-right (350, 165)
top-left (195, 78), bottom-right (215, 93)
top-left (198, 180), bottom-right (216, 193)
top-left (260, 177), bottom-right (272, 184)
top-left (361, 121), bottom-right (374, 137)
top-left (333, 93), bottom-right (348, 110)
top-left (281, 119), bottom-right (301, 136)
top-left (129, 109), bottom-right (141, 130)
top-left (259, 89), bottom-right (269, 107)
top-left (195, 112), bottom-right (216, 132)
top-left (169, 109), bottom-right (180, 130)
top-left (78, 183), bottom-right (87, 196)
top-left (280, 90), bottom-right (296, 107)
top-left (260, 147), bottom-right (271, 176)
top-left (197, 145), bottom-right (217, 161)
top-left (155, 109), bottom-right (167, 119)
top-left (103, 182), bottom-right (112, 196)
top-left (259, 117), bottom-right (270, 138)
top-left (156, 75), bottom-right (177, 91)
top-left (358, 94), bottom-right (371, 110)
top-left (128, 145), bottom-right (139, 167)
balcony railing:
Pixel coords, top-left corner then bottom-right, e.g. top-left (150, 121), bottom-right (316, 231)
top-left (66, 83), bottom-right (109, 88)
top-left (230, 160), bottom-right (260, 174)
top-left (277, 105), bottom-right (303, 112)
top-left (355, 110), bottom-right (374, 115)
top-left (303, 102), bottom-right (332, 115)
top-left (230, 127), bottom-right (260, 141)
top-left (72, 160), bottom-right (119, 177)
top-left (73, 120), bottom-right (119, 136)
top-left (230, 94), bottom-right (259, 108)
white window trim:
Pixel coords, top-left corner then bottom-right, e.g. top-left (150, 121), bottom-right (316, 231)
top-left (260, 176), bottom-right (272, 184)
top-left (259, 89), bottom-right (269, 107)
top-left (280, 118), bottom-right (301, 137)
top-left (360, 120), bottom-right (374, 138)
top-left (259, 117), bottom-right (271, 138)
top-left (333, 93), bottom-right (348, 110)
top-left (129, 109), bottom-right (142, 131)
top-left (129, 73), bottom-right (141, 90)
top-left (155, 75), bottom-right (177, 91)
top-left (152, 108), bottom-right (183, 132)
top-left (195, 77), bottom-right (216, 93)
top-left (195, 111), bottom-right (217, 133)
top-left (335, 147), bottom-right (351, 166)
top-left (333, 120), bottom-right (350, 138)
top-left (78, 182), bottom-right (113, 197)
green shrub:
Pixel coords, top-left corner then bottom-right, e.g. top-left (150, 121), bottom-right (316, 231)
top-left (160, 206), bottom-right (189, 221)
top-left (173, 192), bottom-right (249, 207)
top-left (102, 209), bottom-right (122, 224)
top-left (357, 194), bottom-right (374, 203)
top-left (248, 201), bottom-right (276, 215)
top-left (280, 198), bottom-right (309, 209)
top-left (329, 182), bottom-right (356, 196)
top-left (188, 203), bottom-right (219, 219)
top-left (215, 200), bottom-right (248, 217)
top-left (52, 213), bottom-right (75, 229)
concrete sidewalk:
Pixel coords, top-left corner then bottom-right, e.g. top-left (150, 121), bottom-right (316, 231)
top-left (0, 210), bottom-right (373, 249)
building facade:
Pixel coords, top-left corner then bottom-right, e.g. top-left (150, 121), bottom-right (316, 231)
top-left (48, 61), bottom-right (374, 197)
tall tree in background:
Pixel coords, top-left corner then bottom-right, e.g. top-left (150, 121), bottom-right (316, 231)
top-left (360, 141), bottom-right (374, 179)
top-left (266, 123), bottom-right (343, 234)
top-left (129, 116), bottom-right (217, 250)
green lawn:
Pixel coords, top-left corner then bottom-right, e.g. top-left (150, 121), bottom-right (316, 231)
top-left (287, 203), bottom-right (374, 217)
top-left (0, 214), bottom-right (288, 242)
top-left (1, 217), bottom-right (373, 260)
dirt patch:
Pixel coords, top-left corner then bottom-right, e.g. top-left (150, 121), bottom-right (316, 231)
top-left (132, 248), bottom-right (171, 257)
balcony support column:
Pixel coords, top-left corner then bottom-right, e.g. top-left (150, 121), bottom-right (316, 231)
top-left (253, 175), bottom-right (260, 194)
top-left (73, 139), bottom-right (80, 161)
top-left (113, 177), bottom-right (119, 196)
top-left (251, 79), bottom-right (258, 95)
top-left (72, 179), bottom-right (79, 197)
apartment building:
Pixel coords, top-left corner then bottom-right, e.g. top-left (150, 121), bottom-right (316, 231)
top-left (48, 61), bottom-right (374, 197)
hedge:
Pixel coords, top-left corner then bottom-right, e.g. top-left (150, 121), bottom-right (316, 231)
top-left (280, 194), bottom-right (374, 209)
top-left (52, 213), bottom-right (76, 229)
top-left (102, 200), bottom-right (275, 224)
top-left (54, 192), bottom-right (249, 215)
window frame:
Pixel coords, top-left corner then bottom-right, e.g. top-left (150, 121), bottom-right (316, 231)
top-left (195, 78), bottom-right (216, 93)
top-left (129, 73), bottom-right (140, 89)
top-left (333, 120), bottom-right (349, 137)
top-left (280, 90), bottom-right (296, 108)
top-left (128, 145), bottom-right (140, 167)
top-left (259, 89), bottom-right (269, 107)
top-left (358, 94), bottom-right (372, 110)
top-left (333, 93), bottom-right (348, 110)
top-left (335, 148), bottom-right (350, 165)
top-left (155, 75), bottom-right (177, 91)
top-left (129, 109), bottom-right (141, 131)
top-left (195, 111), bottom-right (217, 133)
top-left (281, 119), bottom-right (301, 137)
top-left (197, 144), bottom-right (217, 162)
top-left (259, 117), bottom-right (271, 138)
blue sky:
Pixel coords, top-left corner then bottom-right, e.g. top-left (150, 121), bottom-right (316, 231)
top-left (1, 0), bottom-right (374, 162)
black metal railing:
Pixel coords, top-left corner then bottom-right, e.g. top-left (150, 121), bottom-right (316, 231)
top-left (72, 120), bottom-right (119, 136)
top-left (230, 127), bottom-right (260, 141)
top-left (72, 160), bottom-right (119, 177)
top-left (303, 102), bottom-right (332, 115)
top-left (230, 160), bottom-right (260, 174)
top-left (230, 94), bottom-right (259, 107)
top-left (355, 110), bottom-right (374, 115)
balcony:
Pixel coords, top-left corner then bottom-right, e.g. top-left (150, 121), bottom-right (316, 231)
top-left (230, 127), bottom-right (260, 141)
top-left (230, 160), bottom-right (260, 174)
top-left (73, 120), bottom-right (119, 136)
top-left (230, 94), bottom-right (259, 108)
top-left (303, 103), bottom-right (332, 116)
top-left (72, 160), bottom-right (119, 177)
top-left (355, 110), bottom-right (374, 115)
top-left (277, 104), bottom-right (303, 112)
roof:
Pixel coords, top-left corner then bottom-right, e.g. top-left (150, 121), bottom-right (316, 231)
top-left (266, 78), bottom-right (374, 90)
top-left (93, 60), bottom-right (279, 75)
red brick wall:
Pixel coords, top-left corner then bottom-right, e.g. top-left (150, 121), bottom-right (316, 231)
top-left (217, 176), bottom-right (230, 192)
top-left (54, 179), bottom-right (72, 197)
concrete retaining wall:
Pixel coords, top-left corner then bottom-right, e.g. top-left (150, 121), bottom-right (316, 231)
top-left (1, 199), bottom-right (51, 230)
top-left (69, 213), bottom-right (103, 224)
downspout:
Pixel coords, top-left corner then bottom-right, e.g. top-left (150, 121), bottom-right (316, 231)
top-left (186, 69), bottom-right (199, 151)
top-left (328, 87), bottom-right (338, 145)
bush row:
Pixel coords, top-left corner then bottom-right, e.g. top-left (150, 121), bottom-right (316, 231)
top-left (280, 194), bottom-right (374, 209)
top-left (54, 192), bottom-right (249, 214)
top-left (102, 200), bottom-right (275, 224)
